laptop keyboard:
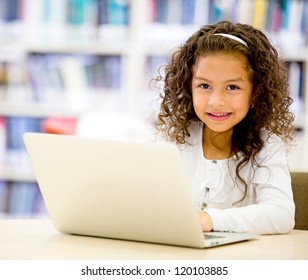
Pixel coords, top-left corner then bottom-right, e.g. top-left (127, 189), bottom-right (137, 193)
top-left (204, 234), bottom-right (225, 239)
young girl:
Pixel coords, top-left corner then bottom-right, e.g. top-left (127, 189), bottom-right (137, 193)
top-left (155, 21), bottom-right (295, 234)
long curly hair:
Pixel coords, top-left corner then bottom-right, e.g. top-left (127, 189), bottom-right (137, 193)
top-left (156, 21), bottom-right (295, 195)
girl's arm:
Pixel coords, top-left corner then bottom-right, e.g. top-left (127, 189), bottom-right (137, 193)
top-left (202, 135), bottom-right (295, 234)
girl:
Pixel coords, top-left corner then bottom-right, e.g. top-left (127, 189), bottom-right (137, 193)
top-left (155, 21), bottom-right (295, 234)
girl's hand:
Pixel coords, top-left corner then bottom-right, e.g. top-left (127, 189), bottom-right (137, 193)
top-left (197, 210), bottom-right (213, 232)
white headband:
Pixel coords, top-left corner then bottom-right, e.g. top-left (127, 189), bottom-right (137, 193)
top-left (213, 33), bottom-right (248, 47)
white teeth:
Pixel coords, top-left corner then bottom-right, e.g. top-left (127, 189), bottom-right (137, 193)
top-left (211, 113), bottom-right (229, 117)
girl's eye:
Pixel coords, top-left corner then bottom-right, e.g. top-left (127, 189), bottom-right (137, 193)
top-left (227, 85), bottom-right (240, 91)
top-left (199, 83), bottom-right (210, 90)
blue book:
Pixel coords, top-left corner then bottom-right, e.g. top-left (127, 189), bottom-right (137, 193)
top-left (265, 0), bottom-right (275, 32)
top-left (5, 0), bottom-right (19, 22)
top-left (0, 181), bottom-right (8, 214)
top-left (98, 0), bottom-right (109, 25)
top-left (42, 0), bottom-right (51, 23)
top-left (154, 0), bottom-right (168, 23)
top-left (108, 56), bottom-right (122, 89)
top-left (182, 0), bottom-right (195, 25)
top-left (8, 182), bottom-right (39, 216)
top-left (298, 62), bottom-right (304, 99)
top-left (67, 0), bottom-right (85, 25)
top-left (209, 0), bottom-right (224, 23)
top-left (107, 0), bottom-right (130, 25)
top-left (300, 0), bottom-right (307, 39)
top-left (6, 117), bottom-right (44, 167)
top-left (281, 0), bottom-right (290, 29)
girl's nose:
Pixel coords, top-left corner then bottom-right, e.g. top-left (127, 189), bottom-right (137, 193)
top-left (208, 89), bottom-right (225, 106)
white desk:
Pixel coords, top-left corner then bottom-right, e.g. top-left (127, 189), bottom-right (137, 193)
top-left (1, 219), bottom-right (308, 260)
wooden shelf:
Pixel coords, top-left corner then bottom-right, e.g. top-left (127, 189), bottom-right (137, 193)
top-left (0, 0), bottom-right (307, 218)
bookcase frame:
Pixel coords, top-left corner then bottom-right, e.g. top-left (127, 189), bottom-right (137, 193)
top-left (0, 0), bottom-right (307, 216)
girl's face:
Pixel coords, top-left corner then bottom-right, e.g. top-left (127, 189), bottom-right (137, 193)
top-left (192, 52), bottom-right (253, 134)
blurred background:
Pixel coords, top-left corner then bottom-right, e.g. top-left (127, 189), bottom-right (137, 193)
top-left (0, 0), bottom-right (307, 218)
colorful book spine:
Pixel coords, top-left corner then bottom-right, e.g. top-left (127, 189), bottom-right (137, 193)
top-left (147, 0), bottom-right (307, 48)
top-left (5, 182), bottom-right (48, 217)
top-left (288, 61), bottom-right (305, 119)
top-left (25, 53), bottom-right (122, 103)
top-left (182, 0), bottom-right (195, 25)
top-left (0, 117), bottom-right (6, 165)
top-left (5, 117), bottom-right (43, 166)
top-left (107, 0), bottom-right (130, 25)
top-left (0, 115), bottom-right (74, 217)
top-left (252, 0), bottom-right (268, 30)
top-left (1, 0), bottom-right (130, 42)
top-left (194, 0), bottom-right (210, 25)
top-left (0, 181), bottom-right (8, 215)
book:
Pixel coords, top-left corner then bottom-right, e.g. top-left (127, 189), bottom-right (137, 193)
top-left (252, 0), bottom-right (268, 30)
top-left (265, 0), bottom-right (282, 33)
top-left (0, 181), bottom-right (8, 214)
top-left (0, 117), bottom-right (6, 165)
top-left (6, 117), bottom-right (43, 167)
top-left (182, 0), bottom-right (195, 25)
top-left (194, 0), bottom-right (210, 25)
top-left (7, 182), bottom-right (39, 216)
top-left (153, 0), bottom-right (168, 23)
top-left (26, 53), bottom-right (123, 105)
top-left (288, 61), bottom-right (304, 122)
top-left (22, 0), bottom-right (45, 41)
top-left (5, 61), bottom-right (31, 103)
top-left (107, 0), bottom-right (130, 25)
top-left (41, 0), bottom-right (68, 40)
top-left (167, 0), bottom-right (182, 25)
top-left (42, 117), bottom-right (77, 135)
top-left (279, 0), bottom-right (307, 47)
top-left (0, 180), bottom-right (48, 217)
top-left (236, 0), bottom-right (254, 25)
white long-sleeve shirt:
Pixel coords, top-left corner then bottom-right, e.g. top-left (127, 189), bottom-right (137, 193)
top-left (179, 122), bottom-right (295, 234)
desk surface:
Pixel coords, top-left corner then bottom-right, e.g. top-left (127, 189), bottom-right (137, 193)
top-left (1, 219), bottom-right (307, 260)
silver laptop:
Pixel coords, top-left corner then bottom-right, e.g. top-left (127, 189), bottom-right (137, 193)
top-left (23, 132), bottom-right (258, 248)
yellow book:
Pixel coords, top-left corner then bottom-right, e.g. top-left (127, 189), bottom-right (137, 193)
top-left (252, 0), bottom-right (268, 30)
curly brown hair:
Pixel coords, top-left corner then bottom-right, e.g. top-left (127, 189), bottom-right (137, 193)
top-left (155, 21), bottom-right (295, 195)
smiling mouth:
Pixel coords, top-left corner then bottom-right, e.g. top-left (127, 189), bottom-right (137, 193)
top-left (207, 113), bottom-right (231, 117)
top-left (206, 112), bottom-right (232, 120)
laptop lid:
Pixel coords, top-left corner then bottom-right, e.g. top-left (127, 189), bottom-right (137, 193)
top-left (23, 132), bottom-right (257, 248)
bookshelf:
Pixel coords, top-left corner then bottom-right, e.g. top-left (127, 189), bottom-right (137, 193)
top-left (0, 0), bottom-right (307, 217)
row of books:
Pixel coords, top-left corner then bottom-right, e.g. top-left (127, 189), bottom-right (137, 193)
top-left (1, 55), bottom-right (305, 121)
top-left (0, 116), bottom-right (77, 167)
top-left (0, 0), bottom-right (130, 25)
top-left (287, 61), bottom-right (305, 120)
top-left (0, 54), bottom-right (122, 105)
top-left (0, 115), bottom-right (75, 218)
top-left (0, 0), bottom-right (130, 41)
top-left (148, 0), bottom-right (307, 47)
top-left (0, 181), bottom-right (47, 217)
